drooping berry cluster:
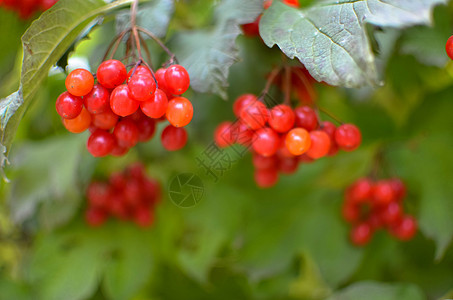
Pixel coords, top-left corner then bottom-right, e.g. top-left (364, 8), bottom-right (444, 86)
top-left (56, 60), bottom-right (192, 157)
top-left (214, 94), bottom-right (362, 188)
top-left (342, 177), bottom-right (418, 246)
top-left (242, 0), bottom-right (300, 37)
top-left (85, 163), bottom-right (160, 227)
top-left (0, 0), bottom-right (58, 19)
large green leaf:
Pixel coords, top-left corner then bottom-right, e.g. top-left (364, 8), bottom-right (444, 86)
top-left (328, 281), bottom-right (425, 300)
top-left (260, 0), bottom-right (446, 88)
top-left (0, 0), bottom-right (135, 164)
top-left (171, 0), bottom-right (263, 99)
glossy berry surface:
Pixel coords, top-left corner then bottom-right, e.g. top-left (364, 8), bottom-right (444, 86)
top-left (252, 127), bottom-right (280, 157)
top-left (268, 104), bottom-right (295, 133)
top-left (285, 128), bottom-right (311, 156)
top-left (240, 100), bottom-right (269, 130)
top-left (446, 35), bottom-right (453, 60)
top-left (86, 129), bottom-right (115, 157)
top-left (65, 68), bottom-right (94, 97)
top-left (335, 123), bottom-right (361, 151)
top-left (161, 125), bottom-right (188, 151)
top-left (113, 119), bottom-right (139, 148)
top-left (91, 108), bottom-right (119, 130)
top-left (63, 108), bottom-right (91, 133)
top-left (55, 91), bottom-right (83, 119)
top-left (233, 94), bottom-right (257, 117)
top-left (306, 130), bottom-right (331, 159)
top-left (96, 59), bottom-right (127, 89)
top-left (84, 84), bottom-right (110, 114)
top-left (214, 121), bottom-right (235, 148)
top-left (128, 73), bottom-right (156, 102)
top-left (294, 106), bottom-right (318, 131)
top-left (110, 85), bottom-right (140, 117)
top-left (166, 97), bottom-right (193, 127)
top-left (140, 89), bottom-right (168, 119)
top-left (165, 64), bottom-right (190, 95)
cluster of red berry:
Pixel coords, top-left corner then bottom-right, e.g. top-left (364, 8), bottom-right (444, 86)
top-left (343, 177), bottom-right (418, 246)
top-left (242, 0), bottom-right (300, 37)
top-left (0, 0), bottom-right (58, 19)
top-left (56, 59), bottom-right (192, 157)
top-left (85, 164), bottom-right (160, 227)
top-left (214, 94), bottom-right (362, 188)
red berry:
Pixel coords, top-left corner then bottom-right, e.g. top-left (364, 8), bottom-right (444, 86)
top-left (55, 91), bottom-right (83, 119)
top-left (85, 208), bottom-right (107, 227)
top-left (231, 121), bottom-right (254, 146)
top-left (214, 121), bottom-right (235, 148)
top-left (127, 73), bottom-right (156, 101)
top-left (278, 156), bottom-right (299, 174)
top-left (335, 123), bottom-right (361, 151)
top-left (252, 127), bottom-right (280, 157)
top-left (161, 125), bottom-right (188, 151)
top-left (110, 142), bottom-right (129, 157)
top-left (389, 215), bottom-right (417, 241)
top-left (113, 119), bottom-right (139, 148)
top-left (389, 178), bottom-right (407, 201)
top-left (86, 181), bottom-right (111, 208)
top-left (84, 84), bottom-right (110, 114)
top-left (241, 16), bottom-right (261, 37)
top-left (63, 107), bottom-right (91, 133)
top-left (373, 180), bottom-right (395, 205)
top-left (155, 68), bottom-right (169, 93)
top-left (166, 97), bottom-right (193, 127)
top-left (97, 59), bottom-right (127, 89)
top-left (233, 94), bottom-right (257, 117)
top-left (87, 129), bottom-right (115, 157)
top-left (254, 168), bottom-right (278, 188)
top-left (294, 106), bottom-right (318, 131)
top-left (240, 100), bottom-right (269, 130)
top-left (306, 130), bottom-right (331, 159)
top-left (65, 68), bottom-right (94, 97)
top-left (346, 178), bottom-right (373, 204)
top-left (268, 104), bottom-right (295, 133)
top-left (283, 0), bottom-right (299, 7)
top-left (285, 128), bottom-right (311, 156)
top-left (110, 84), bottom-right (140, 117)
top-left (446, 35), bottom-right (453, 60)
top-left (133, 207), bottom-right (154, 227)
top-left (342, 202), bottom-right (360, 223)
top-left (135, 117), bottom-right (156, 142)
top-left (127, 65), bottom-right (152, 78)
top-left (252, 153), bottom-right (277, 170)
top-left (350, 223), bottom-right (373, 246)
top-left (91, 107), bottom-right (119, 130)
top-left (140, 89), bottom-right (168, 119)
top-left (165, 64), bottom-right (190, 95)
top-left (379, 202), bottom-right (403, 225)
top-left (321, 121), bottom-right (339, 156)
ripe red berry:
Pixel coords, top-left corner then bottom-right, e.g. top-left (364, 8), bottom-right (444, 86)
top-left (342, 202), bottom-right (360, 223)
top-left (214, 121), bottom-right (235, 148)
top-left (110, 84), bottom-right (140, 117)
top-left (346, 178), bottom-right (373, 204)
top-left (268, 104), bottom-right (295, 133)
top-left (140, 89), bottom-right (168, 119)
top-left (446, 35), bottom-right (453, 60)
top-left (233, 94), bottom-right (257, 117)
top-left (166, 97), bottom-right (193, 127)
top-left (155, 68), bottom-right (169, 92)
top-left (55, 91), bottom-right (83, 119)
top-left (161, 125), bottom-right (188, 151)
top-left (252, 153), bottom-right (277, 170)
top-left (85, 208), bottom-right (107, 227)
top-left (165, 64), bottom-right (190, 95)
top-left (127, 73), bottom-right (156, 102)
top-left (135, 117), bottom-right (156, 142)
top-left (373, 180), bottom-right (395, 205)
top-left (113, 119), bottom-right (139, 148)
top-left (254, 168), bottom-right (278, 188)
top-left (294, 106), bottom-right (318, 131)
top-left (252, 127), bottom-right (280, 157)
top-left (87, 129), bottom-right (115, 157)
top-left (379, 202), bottom-right (403, 225)
top-left (350, 223), bottom-right (373, 246)
top-left (65, 68), bottom-right (94, 97)
top-left (97, 59), bottom-right (127, 89)
top-left (91, 107), bottom-right (119, 130)
top-left (278, 156), bottom-right (299, 174)
top-left (84, 84), bottom-right (110, 114)
top-left (389, 178), bottom-right (407, 201)
top-left (63, 107), bottom-right (91, 133)
top-left (335, 123), bottom-right (361, 151)
top-left (231, 121), bottom-right (254, 146)
top-left (241, 16), bottom-right (261, 37)
top-left (389, 215), bottom-right (417, 241)
top-left (86, 181), bottom-right (111, 208)
top-left (127, 65), bottom-right (152, 78)
top-left (320, 121), bottom-right (339, 156)
top-left (285, 128), bottom-right (311, 156)
top-left (240, 100), bottom-right (269, 130)
top-left (306, 130), bottom-right (331, 159)
top-left (110, 142), bottom-right (129, 157)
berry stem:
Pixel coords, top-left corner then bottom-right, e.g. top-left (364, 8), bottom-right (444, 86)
top-left (259, 67), bottom-right (282, 103)
top-left (317, 105), bottom-right (344, 125)
top-left (136, 26), bottom-right (178, 65)
top-left (283, 65), bottom-right (291, 105)
top-left (103, 28), bottom-right (131, 61)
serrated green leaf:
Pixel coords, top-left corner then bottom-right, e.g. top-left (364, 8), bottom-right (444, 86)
top-left (327, 281), bottom-right (425, 300)
top-left (260, 0), bottom-right (446, 88)
top-left (0, 0), bottom-right (135, 163)
top-left (171, 0), bottom-right (263, 99)
top-left (116, 0), bottom-right (174, 38)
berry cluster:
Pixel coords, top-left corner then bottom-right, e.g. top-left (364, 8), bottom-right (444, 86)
top-left (85, 163), bottom-right (160, 227)
top-left (214, 94), bottom-right (362, 188)
top-left (343, 177), bottom-right (418, 246)
top-left (0, 0), bottom-right (58, 19)
top-left (242, 0), bottom-right (300, 37)
top-left (56, 60), bottom-right (192, 157)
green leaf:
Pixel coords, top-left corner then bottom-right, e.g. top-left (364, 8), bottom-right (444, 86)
top-left (116, 0), bottom-right (174, 38)
top-left (0, 0), bottom-right (135, 162)
top-left (327, 281), bottom-right (425, 300)
top-left (260, 0), bottom-right (446, 88)
top-left (8, 135), bottom-right (85, 229)
top-left (171, 0), bottom-right (263, 99)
